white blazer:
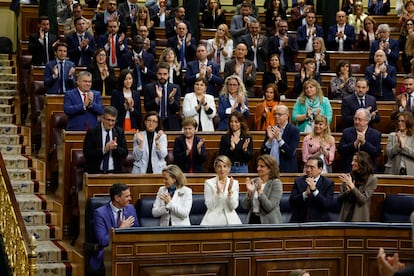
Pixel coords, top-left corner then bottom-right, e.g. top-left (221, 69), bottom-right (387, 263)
top-left (206, 38), bottom-right (233, 72)
top-left (152, 185), bottom-right (193, 226)
top-left (132, 130), bottom-right (168, 174)
top-left (200, 176), bottom-right (242, 225)
top-left (183, 92), bottom-right (217, 131)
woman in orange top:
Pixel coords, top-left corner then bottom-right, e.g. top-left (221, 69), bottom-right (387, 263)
top-left (255, 83), bottom-right (280, 131)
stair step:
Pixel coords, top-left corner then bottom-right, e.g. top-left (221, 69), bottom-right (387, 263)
top-left (0, 96), bottom-right (14, 104)
top-left (0, 144), bottom-right (22, 155)
top-left (3, 154), bottom-right (28, 169)
top-left (0, 81), bottom-right (17, 90)
top-left (0, 134), bottom-right (20, 145)
top-left (0, 66), bottom-right (14, 74)
top-left (0, 89), bottom-right (17, 96)
top-left (21, 211), bottom-right (51, 226)
top-left (0, 123), bottom-right (17, 134)
top-left (11, 180), bottom-right (35, 194)
top-left (0, 74), bottom-right (17, 82)
top-left (6, 168), bottom-right (31, 180)
top-left (36, 262), bottom-right (71, 276)
top-left (0, 60), bottom-right (13, 66)
top-left (36, 241), bottom-right (64, 262)
top-left (0, 113), bottom-right (13, 124)
top-left (15, 194), bottom-right (46, 212)
top-left (26, 225), bottom-right (55, 241)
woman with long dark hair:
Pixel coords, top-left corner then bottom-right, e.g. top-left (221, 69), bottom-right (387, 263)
top-left (87, 48), bottom-right (117, 96)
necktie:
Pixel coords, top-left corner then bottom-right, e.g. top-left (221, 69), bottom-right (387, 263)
top-left (102, 130), bottom-right (110, 172)
top-left (407, 94), bottom-right (412, 111)
top-left (78, 35), bottom-right (83, 65)
top-left (180, 38), bottom-right (185, 68)
top-left (116, 209), bottom-right (122, 227)
top-left (111, 35), bottom-right (116, 65)
top-left (160, 85), bottom-right (166, 119)
top-left (359, 98), bottom-right (364, 107)
top-left (59, 61), bottom-right (64, 93)
top-left (216, 48), bottom-right (221, 65)
top-left (135, 63), bottom-right (142, 90)
top-left (44, 32), bottom-right (49, 64)
top-left (130, 4), bottom-right (135, 24)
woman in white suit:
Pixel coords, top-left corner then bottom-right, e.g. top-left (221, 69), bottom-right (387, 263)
top-left (152, 165), bottom-right (193, 226)
top-left (132, 111), bottom-right (168, 174)
top-left (206, 24), bottom-right (233, 72)
top-left (201, 155), bottom-right (242, 225)
top-left (183, 77), bottom-right (217, 131)
top-left (385, 111), bottom-right (414, 175)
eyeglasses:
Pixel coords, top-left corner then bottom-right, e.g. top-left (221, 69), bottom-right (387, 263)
top-left (97, 53), bottom-right (106, 57)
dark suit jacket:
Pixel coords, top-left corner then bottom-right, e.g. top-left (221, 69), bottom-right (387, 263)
top-left (306, 51), bottom-right (330, 72)
top-left (202, 10), bottom-right (226, 29)
top-left (66, 32), bottom-right (96, 67)
top-left (165, 18), bottom-right (192, 38)
top-left (368, 0), bottom-right (390, 15)
top-left (262, 70), bottom-right (288, 95)
top-left (260, 123), bottom-right (300, 173)
top-left (166, 35), bottom-right (197, 68)
top-left (395, 265), bottom-right (414, 276)
top-left (369, 38), bottom-right (399, 70)
top-left (90, 202), bottom-right (139, 271)
top-left (326, 24), bottom-right (355, 51)
top-left (341, 93), bottom-right (380, 129)
top-left (290, 5), bottom-right (314, 30)
top-left (223, 59), bottom-right (257, 97)
top-left (44, 59), bottom-right (77, 94)
top-left (268, 34), bottom-right (299, 72)
top-left (296, 24), bottom-right (324, 50)
top-left (143, 82), bottom-right (181, 130)
top-left (184, 60), bottom-right (223, 96)
top-left (364, 64), bottom-right (397, 100)
top-left (86, 63), bottom-right (117, 96)
top-left (28, 31), bottom-right (57, 65)
top-left (173, 135), bottom-right (207, 172)
top-left (118, 2), bottom-right (138, 26)
top-left (338, 127), bottom-right (382, 172)
top-left (93, 11), bottom-right (128, 36)
top-left (83, 124), bottom-right (128, 173)
top-left (289, 175), bottom-right (334, 222)
top-left (119, 50), bottom-right (157, 89)
top-left (390, 92), bottom-right (414, 120)
top-left (63, 88), bottom-right (104, 130)
top-left (240, 34), bottom-right (269, 72)
top-left (110, 89), bottom-right (142, 129)
top-left (97, 33), bottom-right (129, 65)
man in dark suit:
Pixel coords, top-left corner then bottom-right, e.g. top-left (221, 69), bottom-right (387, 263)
top-left (83, 106), bottom-right (128, 174)
top-left (289, 156), bottom-right (334, 222)
top-left (230, 2), bottom-right (256, 46)
top-left (66, 17), bottom-right (96, 67)
top-left (166, 22), bottom-right (197, 70)
top-left (93, 0), bottom-right (128, 36)
top-left (28, 16), bottom-right (58, 66)
top-left (290, 0), bottom-right (314, 30)
top-left (97, 18), bottom-right (129, 67)
top-left (119, 35), bottom-right (157, 93)
top-left (268, 19), bottom-right (298, 72)
top-left (261, 105), bottom-right (300, 173)
top-left (341, 78), bottom-right (380, 129)
top-left (63, 71), bottom-right (104, 131)
top-left (118, 0), bottom-right (138, 26)
top-left (165, 6), bottom-right (192, 38)
top-left (338, 108), bottom-right (382, 172)
top-left (369, 24), bottom-right (399, 71)
top-left (89, 183), bottom-right (139, 275)
top-left (326, 11), bottom-right (355, 51)
top-left (184, 44), bottom-right (223, 96)
top-left (240, 19), bottom-right (268, 72)
top-left (137, 25), bottom-right (156, 57)
top-left (223, 42), bottom-right (256, 97)
top-left (44, 42), bottom-right (77, 94)
top-left (390, 74), bottom-right (414, 121)
top-left (143, 62), bottom-right (181, 130)
top-left (365, 49), bottom-right (397, 101)
top-left (296, 11), bottom-right (324, 51)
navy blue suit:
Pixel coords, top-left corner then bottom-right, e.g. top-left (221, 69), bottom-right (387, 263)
top-left (93, 11), bottom-right (128, 36)
top-left (217, 94), bottom-right (249, 131)
top-left (110, 89), bottom-right (142, 129)
top-left (173, 135), bottom-right (207, 173)
top-left (119, 50), bottom-right (157, 90)
top-left (97, 33), bottom-right (128, 66)
top-left (66, 32), bottom-right (96, 67)
top-left (90, 202), bottom-right (139, 271)
top-left (44, 59), bottom-right (77, 94)
top-left (326, 24), bottom-right (355, 51)
top-left (364, 64), bottom-right (397, 100)
top-left (289, 175), bottom-right (334, 222)
top-left (83, 124), bottom-right (128, 174)
top-left (143, 82), bottom-right (181, 130)
top-left (296, 24), bottom-right (324, 50)
top-left (166, 35), bottom-right (197, 69)
top-left (369, 39), bottom-right (399, 70)
top-left (338, 127), bottom-right (382, 172)
top-left (341, 93), bottom-right (380, 129)
top-left (184, 60), bottom-right (223, 96)
top-left (63, 88), bottom-right (104, 130)
top-left (268, 35), bottom-right (299, 72)
top-left (260, 123), bottom-right (300, 173)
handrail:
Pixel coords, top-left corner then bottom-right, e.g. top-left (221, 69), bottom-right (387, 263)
top-left (0, 152), bottom-right (37, 275)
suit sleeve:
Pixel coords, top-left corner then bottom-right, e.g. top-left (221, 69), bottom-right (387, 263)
top-left (258, 179), bottom-right (282, 213)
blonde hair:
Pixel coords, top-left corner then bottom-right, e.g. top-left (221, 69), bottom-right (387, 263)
top-left (313, 37), bottom-right (326, 53)
top-left (158, 47), bottom-right (180, 69)
top-left (214, 155), bottom-right (232, 168)
top-left (311, 114), bottom-right (333, 141)
top-left (162, 165), bottom-right (187, 188)
top-left (214, 24), bottom-right (231, 46)
top-left (135, 6), bottom-right (152, 30)
top-left (220, 75), bottom-right (247, 97)
top-left (298, 79), bottom-right (324, 104)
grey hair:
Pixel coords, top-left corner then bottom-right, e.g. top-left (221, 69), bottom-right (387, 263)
top-left (377, 23), bottom-right (390, 32)
top-left (356, 107), bottom-right (372, 121)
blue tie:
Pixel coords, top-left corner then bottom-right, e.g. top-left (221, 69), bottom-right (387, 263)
top-left (59, 61), bottom-right (64, 93)
top-left (180, 38), bottom-right (185, 68)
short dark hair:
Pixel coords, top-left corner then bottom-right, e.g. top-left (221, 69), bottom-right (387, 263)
top-left (118, 68), bottom-right (134, 90)
top-left (104, 106), bottom-right (118, 118)
top-left (157, 62), bottom-right (170, 71)
top-left (144, 111), bottom-right (163, 131)
top-left (53, 41), bottom-right (67, 52)
top-left (38, 16), bottom-right (49, 23)
top-left (109, 183), bottom-right (129, 201)
top-left (73, 3), bottom-right (83, 10)
top-left (73, 16), bottom-right (85, 25)
top-left (307, 156), bottom-right (324, 168)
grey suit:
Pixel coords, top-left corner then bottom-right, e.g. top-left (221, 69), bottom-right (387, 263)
top-left (240, 34), bottom-right (268, 72)
top-left (230, 14), bottom-right (255, 46)
top-left (385, 132), bottom-right (414, 175)
top-left (242, 177), bottom-right (283, 224)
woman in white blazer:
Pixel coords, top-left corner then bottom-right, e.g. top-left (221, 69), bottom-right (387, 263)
top-left (206, 24), bottom-right (233, 72)
top-left (152, 165), bottom-right (193, 226)
top-left (201, 155), bottom-right (242, 225)
top-left (132, 111), bottom-right (168, 174)
top-left (385, 111), bottom-right (414, 175)
top-left (183, 77), bottom-right (217, 131)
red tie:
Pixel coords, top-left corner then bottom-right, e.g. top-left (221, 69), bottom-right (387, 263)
top-left (111, 36), bottom-right (116, 65)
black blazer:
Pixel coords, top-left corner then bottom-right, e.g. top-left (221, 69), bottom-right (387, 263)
top-left (341, 93), bottom-right (380, 129)
top-left (86, 63), bottom-right (117, 96)
top-left (289, 175), bottom-right (334, 222)
top-left (306, 51), bottom-right (330, 72)
top-left (28, 31), bottom-right (58, 65)
top-left (268, 35), bottom-right (299, 72)
top-left (110, 89), bottom-right (142, 130)
top-left (173, 135), bottom-right (207, 172)
top-left (83, 124), bottom-right (128, 173)
top-left (219, 133), bottom-right (253, 165)
top-left (262, 70), bottom-right (288, 95)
